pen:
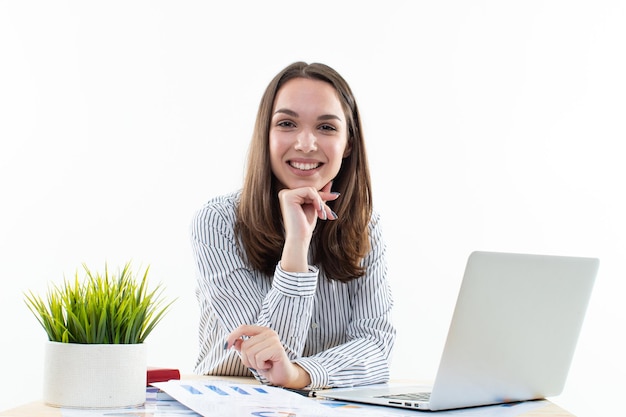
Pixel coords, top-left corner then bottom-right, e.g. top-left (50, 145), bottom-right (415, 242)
top-left (283, 387), bottom-right (316, 397)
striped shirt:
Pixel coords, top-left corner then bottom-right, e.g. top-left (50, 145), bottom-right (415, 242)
top-left (190, 191), bottom-right (396, 389)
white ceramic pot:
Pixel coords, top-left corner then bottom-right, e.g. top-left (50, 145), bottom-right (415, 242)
top-left (43, 341), bottom-right (146, 408)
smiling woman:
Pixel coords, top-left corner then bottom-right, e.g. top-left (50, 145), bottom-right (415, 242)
top-left (190, 62), bottom-right (395, 391)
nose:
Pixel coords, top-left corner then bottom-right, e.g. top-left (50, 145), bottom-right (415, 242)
top-left (294, 130), bottom-right (317, 153)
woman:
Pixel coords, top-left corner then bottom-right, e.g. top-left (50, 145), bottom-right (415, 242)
top-left (190, 62), bottom-right (395, 390)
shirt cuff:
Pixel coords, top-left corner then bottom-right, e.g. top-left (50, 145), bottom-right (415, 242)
top-left (273, 263), bottom-right (319, 297)
top-left (293, 357), bottom-right (329, 389)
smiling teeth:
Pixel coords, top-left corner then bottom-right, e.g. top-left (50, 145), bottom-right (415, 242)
top-left (290, 161), bottom-right (320, 171)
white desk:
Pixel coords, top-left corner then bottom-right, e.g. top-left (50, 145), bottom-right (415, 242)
top-left (0, 376), bottom-right (576, 417)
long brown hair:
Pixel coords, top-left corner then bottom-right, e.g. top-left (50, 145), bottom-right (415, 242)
top-left (236, 62), bottom-right (372, 282)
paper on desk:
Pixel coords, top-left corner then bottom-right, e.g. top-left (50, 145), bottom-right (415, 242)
top-left (153, 379), bottom-right (346, 417)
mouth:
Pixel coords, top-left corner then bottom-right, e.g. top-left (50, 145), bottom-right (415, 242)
top-left (288, 161), bottom-right (322, 171)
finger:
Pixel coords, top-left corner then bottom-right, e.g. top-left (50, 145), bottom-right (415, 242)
top-left (319, 202), bottom-right (338, 221)
top-left (231, 338), bottom-right (244, 352)
top-left (279, 188), bottom-right (324, 217)
top-left (318, 201), bottom-right (328, 221)
top-left (319, 191), bottom-right (340, 202)
top-left (236, 338), bottom-right (261, 370)
top-left (279, 187), bottom-right (321, 205)
top-left (318, 189), bottom-right (339, 222)
top-left (242, 338), bottom-right (279, 372)
top-left (225, 325), bottom-right (263, 349)
top-left (245, 346), bottom-right (274, 372)
top-left (318, 181), bottom-right (339, 220)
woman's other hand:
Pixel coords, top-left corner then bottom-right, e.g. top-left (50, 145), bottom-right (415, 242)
top-left (226, 325), bottom-right (312, 389)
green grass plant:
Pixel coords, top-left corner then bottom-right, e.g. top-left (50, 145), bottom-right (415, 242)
top-left (25, 263), bottom-right (174, 344)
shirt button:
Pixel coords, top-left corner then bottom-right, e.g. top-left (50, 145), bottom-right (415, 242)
top-left (311, 322), bottom-right (318, 329)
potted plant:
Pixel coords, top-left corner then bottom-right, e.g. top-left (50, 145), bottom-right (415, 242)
top-left (24, 262), bottom-right (174, 409)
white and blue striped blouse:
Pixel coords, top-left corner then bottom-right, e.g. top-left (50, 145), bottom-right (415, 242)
top-left (190, 191), bottom-right (396, 389)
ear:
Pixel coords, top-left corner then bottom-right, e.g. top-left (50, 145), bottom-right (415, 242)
top-left (343, 138), bottom-right (353, 158)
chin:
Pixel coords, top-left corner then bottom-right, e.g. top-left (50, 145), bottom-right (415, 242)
top-left (284, 179), bottom-right (325, 191)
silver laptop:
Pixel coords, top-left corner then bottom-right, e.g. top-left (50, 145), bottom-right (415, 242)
top-left (317, 251), bottom-right (598, 411)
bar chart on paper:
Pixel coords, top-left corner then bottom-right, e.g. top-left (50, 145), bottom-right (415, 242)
top-left (152, 380), bottom-right (345, 417)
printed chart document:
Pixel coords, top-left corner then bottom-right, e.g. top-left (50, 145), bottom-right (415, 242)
top-left (153, 379), bottom-right (345, 417)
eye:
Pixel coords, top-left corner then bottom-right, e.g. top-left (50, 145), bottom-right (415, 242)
top-left (319, 124), bottom-right (337, 132)
top-left (276, 120), bottom-right (296, 128)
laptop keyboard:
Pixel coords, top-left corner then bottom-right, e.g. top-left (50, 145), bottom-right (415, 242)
top-left (377, 392), bottom-right (431, 401)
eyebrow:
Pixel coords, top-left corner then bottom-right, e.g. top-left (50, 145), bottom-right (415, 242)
top-left (273, 108), bottom-right (342, 122)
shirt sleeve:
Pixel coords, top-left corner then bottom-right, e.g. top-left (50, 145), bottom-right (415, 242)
top-left (294, 212), bottom-right (396, 389)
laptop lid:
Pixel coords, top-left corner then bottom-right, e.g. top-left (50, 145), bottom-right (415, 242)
top-left (318, 251), bottom-right (598, 411)
top-left (428, 251), bottom-right (598, 410)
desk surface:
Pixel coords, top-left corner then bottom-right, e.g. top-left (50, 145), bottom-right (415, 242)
top-left (0, 376), bottom-right (576, 417)
top-left (0, 399), bottom-right (575, 417)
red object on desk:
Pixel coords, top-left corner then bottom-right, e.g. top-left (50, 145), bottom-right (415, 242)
top-left (147, 367), bottom-right (181, 385)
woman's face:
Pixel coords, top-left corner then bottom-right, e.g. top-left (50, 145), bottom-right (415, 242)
top-left (269, 77), bottom-right (351, 191)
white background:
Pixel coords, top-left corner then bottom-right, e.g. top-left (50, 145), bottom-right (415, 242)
top-left (1, 2), bottom-right (624, 416)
